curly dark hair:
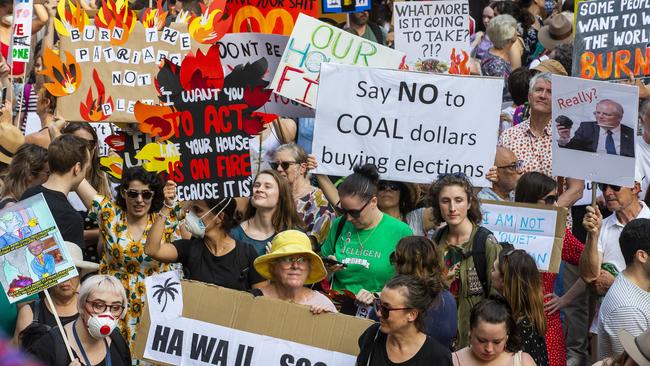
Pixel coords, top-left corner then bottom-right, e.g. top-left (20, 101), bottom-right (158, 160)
top-left (115, 166), bottom-right (164, 213)
top-left (550, 43), bottom-right (574, 77)
top-left (429, 174), bottom-right (482, 225)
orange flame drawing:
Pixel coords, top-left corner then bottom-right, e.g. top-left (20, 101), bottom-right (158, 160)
top-left (188, 0), bottom-right (231, 44)
top-left (141, 0), bottom-right (168, 30)
top-left (134, 102), bottom-right (178, 141)
top-left (95, 0), bottom-right (137, 45)
top-left (80, 69), bottom-right (114, 122)
top-left (54, 0), bottom-right (89, 37)
top-left (449, 48), bottom-right (470, 75)
top-left (40, 48), bottom-right (81, 96)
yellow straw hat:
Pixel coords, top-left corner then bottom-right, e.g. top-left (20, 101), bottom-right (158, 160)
top-left (253, 230), bottom-right (327, 285)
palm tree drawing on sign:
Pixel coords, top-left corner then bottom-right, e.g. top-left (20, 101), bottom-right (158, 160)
top-left (152, 277), bottom-right (180, 312)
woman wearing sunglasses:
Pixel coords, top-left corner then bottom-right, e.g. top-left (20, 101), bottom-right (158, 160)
top-left (514, 172), bottom-right (586, 366)
top-left (28, 275), bottom-right (131, 366)
top-left (75, 166), bottom-right (184, 358)
top-left (430, 173), bottom-right (502, 348)
top-left (356, 275), bottom-right (452, 365)
top-left (272, 143), bottom-right (335, 249)
top-left (145, 197), bottom-right (267, 290)
top-left (321, 164), bottom-right (412, 305)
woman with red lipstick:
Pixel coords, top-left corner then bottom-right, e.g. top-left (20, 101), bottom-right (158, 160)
top-left (430, 174), bottom-right (503, 348)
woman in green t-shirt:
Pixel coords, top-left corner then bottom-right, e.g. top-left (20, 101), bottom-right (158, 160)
top-left (321, 164), bottom-right (413, 306)
top-left (430, 174), bottom-right (502, 349)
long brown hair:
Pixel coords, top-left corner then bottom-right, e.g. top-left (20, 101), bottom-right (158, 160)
top-left (391, 236), bottom-right (444, 293)
top-left (61, 123), bottom-right (111, 197)
top-left (429, 174), bottom-right (482, 224)
top-left (246, 170), bottom-right (304, 232)
top-left (498, 249), bottom-right (546, 335)
top-left (1, 144), bottom-right (48, 200)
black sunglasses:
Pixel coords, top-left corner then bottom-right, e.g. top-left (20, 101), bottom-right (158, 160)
top-left (598, 183), bottom-right (621, 192)
top-left (124, 189), bottom-right (154, 200)
top-left (334, 199), bottom-right (371, 219)
top-left (378, 181), bottom-right (400, 191)
top-left (542, 194), bottom-right (557, 205)
top-left (270, 161), bottom-right (299, 171)
top-left (373, 299), bottom-right (413, 320)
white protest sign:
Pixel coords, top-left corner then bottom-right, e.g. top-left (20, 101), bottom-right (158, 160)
top-left (9, 0), bottom-right (33, 64)
top-left (551, 75), bottom-right (638, 187)
top-left (480, 200), bottom-right (567, 272)
top-left (217, 33), bottom-right (314, 118)
top-left (145, 271), bottom-right (182, 322)
top-left (0, 194), bottom-right (79, 303)
top-left (394, 0), bottom-right (470, 73)
top-left (270, 13), bottom-right (405, 108)
top-left (312, 63), bottom-right (502, 187)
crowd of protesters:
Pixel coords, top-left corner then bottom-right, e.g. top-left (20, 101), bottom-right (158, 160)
top-left (0, 0), bottom-right (648, 365)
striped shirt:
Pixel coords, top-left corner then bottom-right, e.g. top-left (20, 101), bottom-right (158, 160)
top-left (597, 272), bottom-right (650, 359)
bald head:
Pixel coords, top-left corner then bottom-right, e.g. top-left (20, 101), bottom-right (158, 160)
top-left (494, 147), bottom-right (516, 166)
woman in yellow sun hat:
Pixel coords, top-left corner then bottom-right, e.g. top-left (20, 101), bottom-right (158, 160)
top-left (253, 230), bottom-right (336, 314)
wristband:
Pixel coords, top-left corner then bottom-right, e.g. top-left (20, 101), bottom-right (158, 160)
top-left (163, 200), bottom-right (176, 209)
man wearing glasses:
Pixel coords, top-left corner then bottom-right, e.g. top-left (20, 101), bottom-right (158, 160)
top-left (478, 146), bottom-right (522, 201)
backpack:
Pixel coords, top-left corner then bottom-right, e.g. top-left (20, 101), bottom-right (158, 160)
top-left (368, 23), bottom-right (385, 46)
top-left (434, 226), bottom-right (512, 295)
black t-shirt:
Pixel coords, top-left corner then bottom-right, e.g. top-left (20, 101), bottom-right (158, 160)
top-left (28, 327), bottom-right (131, 366)
top-left (30, 298), bottom-right (78, 328)
top-left (21, 185), bottom-right (84, 248)
top-left (356, 324), bottom-right (452, 366)
top-left (172, 238), bottom-right (265, 290)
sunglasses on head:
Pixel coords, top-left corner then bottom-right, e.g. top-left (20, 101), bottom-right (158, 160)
top-left (334, 199), bottom-right (371, 219)
top-left (378, 181), bottom-right (400, 191)
top-left (124, 189), bottom-right (154, 200)
top-left (270, 161), bottom-right (298, 171)
top-left (373, 298), bottom-right (413, 320)
top-left (598, 183), bottom-right (621, 192)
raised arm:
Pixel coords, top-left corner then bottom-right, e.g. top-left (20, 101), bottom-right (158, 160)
top-left (307, 154), bottom-right (339, 206)
top-left (144, 180), bottom-right (180, 263)
top-left (579, 205), bottom-right (603, 283)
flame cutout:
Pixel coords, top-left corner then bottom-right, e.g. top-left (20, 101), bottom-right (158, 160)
top-left (449, 48), bottom-right (470, 75)
top-left (180, 46), bottom-right (224, 90)
top-left (141, 0), bottom-right (167, 30)
top-left (40, 48), bottom-right (81, 96)
top-left (95, 0), bottom-right (137, 45)
top-left (104, 134), bottom-right (125, 151)
top-left (188, 0), bottom-right (232, 44)
top-left (134, 102), bottom-right (178, 141)
top-left (54, 0), bottom-right (89, 37)
top-left (135, 142), bottom-right (181, 174)
top-left (99, 155), bottom-right (123, 180)
top-left (175, 10), bottom-right (192, 24)
top-left (80, 69), bottom-right (114, 122)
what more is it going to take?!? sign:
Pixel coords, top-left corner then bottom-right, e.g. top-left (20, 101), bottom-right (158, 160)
top-left (313, 63), bottom-right (503, 187)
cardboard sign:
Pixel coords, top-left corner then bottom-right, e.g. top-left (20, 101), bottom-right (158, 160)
top-left (217, 33), bottom-right (314, 117)
top-left (394, 0), bottom-right (471, 74)
top-left (55, 22), bottom-right (206, 123)
top-left (270, 14), bottom-right (406, 108)
top-left (9, 0), bottom-right (33, 65)
top-left (573, 0), bottom-right (650, 80)
top-left (480, 200), bottom-right (567, 273)
top-left (133, 276), bottom-right (372, 366)
top-left (551, 75), bottom-right (638, 186)
top-left (0, 194), bottom-right (79, 303)
top-left (322, 0), bottom-right (371, 14)
top-left (313, 63), bottom-right (503, 187)
top-left (226, 0), bottom-right (319, 35)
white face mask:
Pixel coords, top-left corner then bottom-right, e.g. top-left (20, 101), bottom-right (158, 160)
top-left (87, 313), bottom-right (117, 339)
top-left (183, 198), bottom-right (231, 238)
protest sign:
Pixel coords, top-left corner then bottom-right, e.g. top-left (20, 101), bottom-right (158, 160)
top-left (9, 0), bottom-right (33, 65)
top-left (393, 0), bottom-right (471, 74)
top-left (227, 0), bottom-right (318, 35)
top-left (573, 0), bottom-right (650, 80)
top-left (480, 200), bottom-right (567, 272)
top-left (312, 63), bottom-right (503, 187)
top-left (134, 275), bottom-right (372, 366)
top-left (270, 13), bottom-right (406, 108)
top-left (322, 0), bottom-right (370, 14)
top-left (551, 74), bottom-right (638, 186)
top-left (217, 33), bottom-right (314, 117)
top-left (0, 194), bottom-right (79, 303)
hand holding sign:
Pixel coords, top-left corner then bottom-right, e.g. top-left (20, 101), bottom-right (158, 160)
top-left (582, 205), bottom-right (602, 235)
top-left (163, 180), bottom-right (177, 207)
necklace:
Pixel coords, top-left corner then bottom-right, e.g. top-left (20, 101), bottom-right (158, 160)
top-left (341, 212), bottom-right (382, 253)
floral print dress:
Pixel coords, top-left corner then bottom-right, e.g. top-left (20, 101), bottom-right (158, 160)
top-left (88, 195), bottom-right (183, 365)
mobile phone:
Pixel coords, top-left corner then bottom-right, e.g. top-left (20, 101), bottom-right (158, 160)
top-left (555, 115), bottom-right (573, 129)
top-left (321, 256), bottom-right (347, 268)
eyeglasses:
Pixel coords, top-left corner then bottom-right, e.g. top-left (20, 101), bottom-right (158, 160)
top-left (496, 160), bottom-right (524, 172)
top-left (276, 256), bottom-right (307, 267)
top-left (86, 300), bottom-right (124, 317)
top-left (124, 189), bottom-right (154, 200)
top-left (541, 194), bottom-right (557, 205)
top-left (598, 183), bottom-right (621, 192)
top-left (334, 199), bottom-right (371, 219)
top-left (378, 181), bottom-right (400, 191)
top-left (373, 299), bottom-right (413, 319)
top-left (270, 161), bottom-right (299, 171)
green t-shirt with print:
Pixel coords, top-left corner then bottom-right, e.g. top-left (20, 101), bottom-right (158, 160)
top-left (321, 214), bottom-right (413, 294)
